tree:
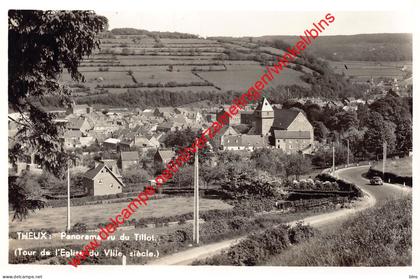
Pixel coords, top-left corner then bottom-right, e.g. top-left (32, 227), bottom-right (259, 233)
top-left (342, 127), bottom-right (365, 159)
top-left (123, 166), bottom-right (150, 184)
top-left (363, 111), bottom-right (396, 158)
top-left (163, 128), bottom-right (196, 149)
top-left (8, 10), bottom-right (107, 220)
top-left (336, 110), bottom-right (359, 134)
top-left (250, 148), bottom-right (284, 176)
top-left (9, 10), bottom-right (107, 176)
top-left (220, 172), bottom-right (281, 199)
top-left (284, 154), bottom-right (312, 180)
top-left (313, 121), bottom-right (329, 142)
top-left (312, 144), bottom-right (355, 168)
top-left (395, 119), bottom-right (412, 155)
top-left (171, 165), bottom-right (205, 188)
top-left (369, 95), bottom-right (411, 125)
top-left (9, 172), bottom-right (45, 221)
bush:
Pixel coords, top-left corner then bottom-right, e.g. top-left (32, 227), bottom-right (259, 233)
top-left (367, 167), bottom-right (412, 187)
top-left (269, 197), bottom-right (412, 266)
top-left (69, 222), bottom-right (88, 233)
top-left (288, 221), bottom-right (317, 244)
top-left (194, 225), bottom-right (293, 266)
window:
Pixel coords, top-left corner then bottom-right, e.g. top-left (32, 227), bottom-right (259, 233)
top-left (110, 183), bottom-right (113, 188)
top-left (98, 179), bottom-right (103, 184)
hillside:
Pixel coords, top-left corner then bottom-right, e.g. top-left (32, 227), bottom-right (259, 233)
top-left (255, 33), bottom-right (412, 62)
top-left (56, 29), bottom-right (312, 107)
top-left (37, 30), bottom-right (411, 109)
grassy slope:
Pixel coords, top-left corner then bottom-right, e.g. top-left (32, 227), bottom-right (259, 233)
top-left (263, 197), bottom-right (412, 266)
top-left (372, 156), bottom-right (412, 177)
top-left (9, 197), bottom-right (232, 232)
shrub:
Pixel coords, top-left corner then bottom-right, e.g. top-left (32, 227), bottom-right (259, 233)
top-left (195, 225), bottom-right (292, 266)
top-left (69, 222), bottom-right (88, 233)
top-left (288, 221), bottom-right (317, 244)
top-left (269, 197), bottom-right (412, 266)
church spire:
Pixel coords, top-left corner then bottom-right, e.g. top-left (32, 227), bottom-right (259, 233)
top-left (255, 97), bottom-right (274, 136)
top-left (255, 97), bottom-right (273, 112)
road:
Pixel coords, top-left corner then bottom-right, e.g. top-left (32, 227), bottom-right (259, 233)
top-left (148, 166), bottom-right (411, 265)
top-left (336, 165), bottom-right (411, 204)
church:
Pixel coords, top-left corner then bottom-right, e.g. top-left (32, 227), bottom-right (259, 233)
top-left (220, 97), bottom-right (314, 154)
top-left (254, 97), bottom-right (314, 154)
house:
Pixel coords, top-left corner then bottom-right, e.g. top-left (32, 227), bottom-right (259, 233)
top-left (134, 136), bottom-right (151, 147)
top-left (254, 98), bottom-right (314, 154)
top-left (103, 138), bottom-right (120, 150)
top-left (147, 135), bottom-right (160, 148)
top-left (100, 159), bottom-right (122, 179)
top-left (67, 116), bottom-right (93, 134)
top-left (175, 108), bottom-right (204, 123)
top-left (153, 107), bottom-right (177, 119)
top-left (222, 134), bottom-right (268, 151)
top-left (82, 163), bottom-right (124, 196)
top-left (67, 102), bottom-right (92, 115)
top-left (118, 140), bottom-right (134, 151)
top-left (133, 135), bottom-right (160, 151)
top-left (206, 111), bottom-right (218, 122)
top-left (211, 126), bottom-right (240, 149)
top-left (273, 131), bottom-right (312, 154)
top-left (120, 151), bottom-right (140, 170)
top-left (156, 121), bottom-right (183, 133)
top-left (240, 111), bottom-right (255, 125)
top-left (154, 149), bottom-right (175, 165)
top-left (61, 130), bottom-right (82, 149)
top-left (217, 106), bottom-right (240, 126)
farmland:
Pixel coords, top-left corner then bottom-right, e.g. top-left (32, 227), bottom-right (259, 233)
top-left (50, 31), bottom-right (414, 109)
top-left (58, 32), bottom-right (311, 104)
top-left (328, 60), bottom-right (412, 82)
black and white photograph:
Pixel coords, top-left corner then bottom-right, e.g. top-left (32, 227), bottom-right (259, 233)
top-left (1, 1), bottom-right (419, 278)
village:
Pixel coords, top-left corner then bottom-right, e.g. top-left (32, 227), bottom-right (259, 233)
top-left (6, 10), bottom-right (413, 268)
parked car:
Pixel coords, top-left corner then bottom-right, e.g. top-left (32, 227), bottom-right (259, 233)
top-left (370, 176), bottom-right (383, 185)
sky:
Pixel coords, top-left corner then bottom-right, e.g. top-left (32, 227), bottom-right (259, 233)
top-left (98, 11), bottom-right (414, 37)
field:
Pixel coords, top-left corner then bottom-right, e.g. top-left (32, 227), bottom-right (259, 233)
top-left (198, 65), bottom-right (309, 91)
top-left (53, 33), bottom-right (414, 107)
top-left (9, 197), bottom-right (232, 232)
top-left (131, 71), bottom-right (202, 84)
top-left (372, 156), bottom-right (412, 177)
top-left (329, 60), bottom-right (412, 82)
top-left (60, 34), bottom-right (313, 101)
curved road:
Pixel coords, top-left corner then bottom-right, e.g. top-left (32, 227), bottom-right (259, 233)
top-left (337, 165), bottom-right (411, 204)
top-left (148, 166), bottom-right (411, 265)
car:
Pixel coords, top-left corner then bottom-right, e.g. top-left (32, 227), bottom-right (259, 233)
top-left (370, 176), bottom-right (383, 185)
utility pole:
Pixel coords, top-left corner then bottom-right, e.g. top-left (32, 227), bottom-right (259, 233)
top-left (67, 160), bottom-right (71, 232)
top-left (382, 141), bottom-right (387, 177)
top-left (346, 139), bottom-right (350, 167)
top-left (332, 144), bottom-right (335, 176)
top-left (193, 151), bottom-right (200, 244)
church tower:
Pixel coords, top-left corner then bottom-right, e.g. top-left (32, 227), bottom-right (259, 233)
top-left (255, 97), bottom-right (274, 136)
